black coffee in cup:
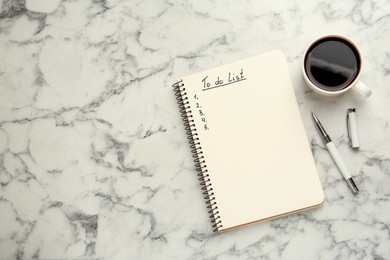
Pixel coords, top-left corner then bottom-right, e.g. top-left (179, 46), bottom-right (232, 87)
top-left (304, 37), bottom-right (361, 91)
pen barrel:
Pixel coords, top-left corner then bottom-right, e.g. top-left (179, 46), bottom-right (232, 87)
top-left (325, 142), bottom-right (352, 180)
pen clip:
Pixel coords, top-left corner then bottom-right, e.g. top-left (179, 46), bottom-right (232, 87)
top-left (346, 108), bottom-right (360, 148)
top-left (346, 109), bottom-right (352, 147)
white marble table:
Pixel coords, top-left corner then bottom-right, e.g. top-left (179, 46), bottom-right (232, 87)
top-left (0, 0), bottom-right (389, 259)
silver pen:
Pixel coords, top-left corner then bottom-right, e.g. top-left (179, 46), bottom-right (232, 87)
top-left (312, 112), bottom-right (359, 193)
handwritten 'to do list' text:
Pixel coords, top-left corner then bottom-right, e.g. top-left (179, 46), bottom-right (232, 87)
top-left (201, 68), bottom-right (246, 91)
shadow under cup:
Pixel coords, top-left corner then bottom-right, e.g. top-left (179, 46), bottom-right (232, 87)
top-left (304, 36), bottom-right (361, 92)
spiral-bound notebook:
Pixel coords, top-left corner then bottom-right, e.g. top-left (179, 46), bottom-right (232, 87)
top-left (173, 50), bottom-right (324, 233)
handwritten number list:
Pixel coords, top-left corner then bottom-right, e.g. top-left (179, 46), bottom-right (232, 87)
top-left (193, 94), bottom-right (209, 131)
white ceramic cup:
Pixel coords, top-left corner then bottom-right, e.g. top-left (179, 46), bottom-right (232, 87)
top-left (302, 35), bottom-right (372, 97)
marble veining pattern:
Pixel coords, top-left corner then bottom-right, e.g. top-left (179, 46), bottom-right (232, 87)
top-left (0, 0), bottom-right (389, 259)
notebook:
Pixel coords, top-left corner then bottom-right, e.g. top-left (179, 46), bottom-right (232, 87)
top-left (173, 50), bottom-right (324, 233)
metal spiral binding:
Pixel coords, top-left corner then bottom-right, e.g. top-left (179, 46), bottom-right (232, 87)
top-left (172, 80), bottom-right (223, 232)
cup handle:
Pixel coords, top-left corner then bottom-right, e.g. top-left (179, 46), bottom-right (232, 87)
top-left (352, 81), bottom-right (372, 98)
